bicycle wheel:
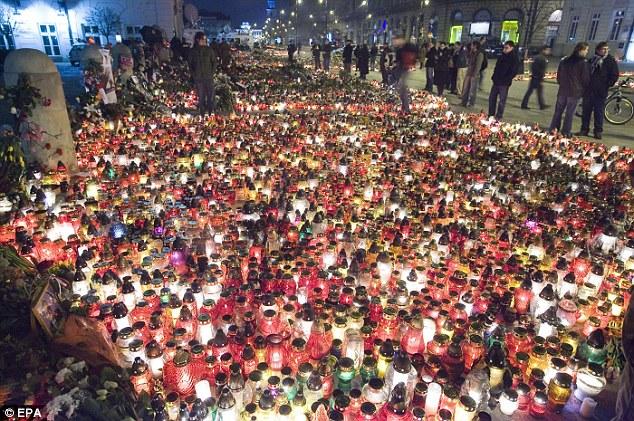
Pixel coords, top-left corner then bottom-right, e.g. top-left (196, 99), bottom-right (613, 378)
top-left (605, 96), bottom-right (634, 125)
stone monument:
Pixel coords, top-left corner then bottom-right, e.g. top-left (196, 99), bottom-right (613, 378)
top-left (4, 48), bottom-right (77, 172)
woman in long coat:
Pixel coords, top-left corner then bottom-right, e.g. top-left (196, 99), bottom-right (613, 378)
top-left (358, 44), bottom-right (370, 80)
top-left (434, 41), bottom-right (451, 96)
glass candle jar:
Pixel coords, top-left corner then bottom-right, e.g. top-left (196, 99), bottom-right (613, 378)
top-left (336, 357), bottom-right (355, 393)
top-left (453, 395), bottom-right (477, 421)
top-left (424, 382), bottom-right (442, 417)
top-left (556, 299), bottom-right (578, 328)
top-left (463, 334), bottom-right (484, 371)
top-left (548, 372), bottom-right (572, 412)
top-left (529, 391), bottom-right (548, 418)
top-left (517, 383), bottom-right (531, 411)
top-left (266, 334), bottom-right (287, 372)
top-left (575, 363), bottom-right (606, 400)
top-left (499, 389), bottom-right (519, 416)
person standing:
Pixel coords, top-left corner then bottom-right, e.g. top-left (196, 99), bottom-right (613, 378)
top-left (548, 42), bottom-right (590, 137)
top-left (521, 45), bottom-right (551, 110)
top-left (478, 36), bottom-right (487, 91)
top-left (358, 44), bottom-right (370, 80)
top-left (287, 43), bottom-right (297, 62)
top-left (219, 40), bottom-right (231, 72)
top-left (453, 41), bottom-right (468, 96)
top-left (579, 41), bottom-right (620, 140)
top-left (613, 290), bottom-right (634, 421)
top-left (448, 43), bottom-right (457, 94)
top-left (370, 44), bottom-right (378, 71)
top-left (380, 44), bottom-right (390, 85)
top-left (434, 42), bottom-right (451, 96)
top-left (418, 42), bottom-right (428, 70)
top-left (488, 41), bottom-right (519, 119)
top-left (311, 42), bottom-right (321, 70)
top-left (343, 40), bottom-right (354, 74)
top-left (424, 41), bottom-right (437, 92)
top-left (394, 36), bottom-right (418, 113)
top-left (322, 42), bottom-right (332, 72)
top-left (460, 41), bottom-right (485, 108)
top-left (188, 32), bottom-right (217, 116)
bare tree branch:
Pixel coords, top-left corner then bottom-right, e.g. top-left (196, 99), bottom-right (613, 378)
top-left (517, 0), bottom-right (564, 47)
top-left (85, 6), bottom-right (122, 43)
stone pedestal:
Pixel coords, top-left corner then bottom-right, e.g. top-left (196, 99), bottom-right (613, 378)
top-left (4, 49), bottom-right (77, 172)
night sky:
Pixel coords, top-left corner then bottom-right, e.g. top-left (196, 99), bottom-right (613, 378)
top-left (192, 0), bottom-right (286, 26)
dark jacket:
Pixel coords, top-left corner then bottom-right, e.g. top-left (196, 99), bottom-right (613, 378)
top-left (530, 53), bottom-right (547, 80)
top-left (434, 48), bottom-right (451, 86)
top-left (370, 45), bottom-right (378, 57)
top-left (425, 47), bottom-right (437, 67)
top-left (587, 54), bottom-right (620, 97)
top-left (454, 46), bottom-right (467, 68)
top-left (188, 45), bottom-right (217, 81)
top-left (491, 50), bottom-right (520, 86)
top-left (358, 46), bottom-right (370, 75)
top-left (312, 44), bottom-right (320, 58)
top-left (556, 54), bottom-right (590, 98)
top-left (322, 43), bottom-right (332, 57)
top-left (343, 44), bottom-right (354, 63)
top-left (379, 48), bottom-right (389, 71)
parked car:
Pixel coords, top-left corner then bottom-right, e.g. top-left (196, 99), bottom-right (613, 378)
top-left (69, 43), bottom-right (86, 66)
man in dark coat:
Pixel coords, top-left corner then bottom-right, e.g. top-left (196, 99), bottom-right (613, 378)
top-left (379, 44), bottom-right (390, 85)
top-left (424, 41), bottom-right (437, 92)
top-left (322, 42), bottom-right (332, 72)
top-left (287, 43), bottom-right (297, 62)
top-left (434, 41), bottom-right (451, 96)
top-left (311, 42), bottom-right (321, 70)
top-left (188, 32), bottom-right (217, 115)
top-left (453, 41), bottom-right (468, 96)
top-left (343, 40), bottom-right (354, 74)
top-left (370, 44), bottom-right (378, 71)
top-left (358, 44), bottom-right (370, 80)
top-left (488, 41), bottom-right (519, 119)
top-left (219, 40), bottom-right (231, 72)
top-left (521, 45), bottom-right (550, 110)
top-left (579, 41), bottom-right (620, 139)
top-left (548, 42), bottom-right (590, 137)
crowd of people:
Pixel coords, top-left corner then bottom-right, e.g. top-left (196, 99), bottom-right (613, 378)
top-left (293, 35), bottom-right (622, 141)
top-left (82, 31), bottom-right (237, 117)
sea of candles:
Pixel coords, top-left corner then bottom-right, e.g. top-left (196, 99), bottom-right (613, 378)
top-left (1, 51), bottom-right (632, 420)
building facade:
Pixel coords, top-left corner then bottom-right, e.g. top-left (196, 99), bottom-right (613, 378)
top-left (339, 0), bottom-right (563, 48)
top-left (0, 0), bottom-right (184, 61)
top-left (552, 0), bottom-right (634, 60)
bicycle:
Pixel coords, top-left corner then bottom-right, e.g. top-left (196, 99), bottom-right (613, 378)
top-left (575, 76), bottom-right (634, 125)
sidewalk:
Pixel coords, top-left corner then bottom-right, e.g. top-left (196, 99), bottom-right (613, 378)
top-left (363, 58), bottom-right (634, 148)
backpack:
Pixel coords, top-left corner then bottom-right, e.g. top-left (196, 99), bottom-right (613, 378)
top-left (481, 53), bottom-right (488, 71)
